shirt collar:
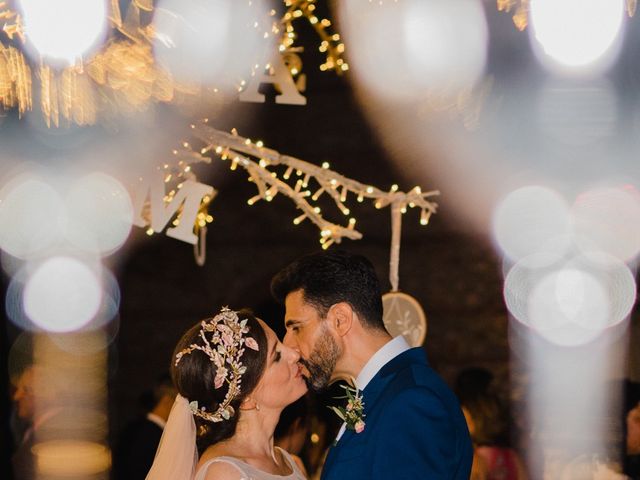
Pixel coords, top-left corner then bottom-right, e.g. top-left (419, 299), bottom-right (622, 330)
top-left (355, 335), bottom-right (410, 391)
top-left (146, 412), bottom-right (167, 429)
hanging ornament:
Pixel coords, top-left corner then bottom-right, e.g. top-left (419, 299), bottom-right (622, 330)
top-left (381, 201), bottom-right (427, 347)
top-left (382, 291), bottom-right (427, 347)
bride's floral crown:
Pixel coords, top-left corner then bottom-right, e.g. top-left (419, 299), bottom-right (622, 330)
top-left (175, 307), bottom-right (260, 423)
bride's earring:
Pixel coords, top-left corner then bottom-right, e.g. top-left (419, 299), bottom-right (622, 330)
top-left (240, 398), bottom-right (260, 411)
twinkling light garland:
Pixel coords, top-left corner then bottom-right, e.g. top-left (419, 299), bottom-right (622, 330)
top-left (0, 0), bottom-right (349, 125)
top-left (497, 0), bottom-right (636, 31)
top-left (158, 122), bottom-right (438, 274)
top-left (0, 0), bottom-right (204, 125)
top-left (281, 0), bottom-right (348, 74)
top-left (496, 0), bottom-right (529, 31)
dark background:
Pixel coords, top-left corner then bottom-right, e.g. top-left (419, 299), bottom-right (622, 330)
top-left (110, 0), bottom-right (511, 442)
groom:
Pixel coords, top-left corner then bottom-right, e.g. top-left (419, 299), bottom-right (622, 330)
top-left (271, 250), bottom-right (472, 479)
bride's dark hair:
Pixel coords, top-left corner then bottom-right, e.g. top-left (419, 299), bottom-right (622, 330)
top-left (171, 309), bottom-right (268, 451)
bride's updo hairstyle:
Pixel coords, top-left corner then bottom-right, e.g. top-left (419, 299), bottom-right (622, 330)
top-left (171, 309), bottom-right (268, 450)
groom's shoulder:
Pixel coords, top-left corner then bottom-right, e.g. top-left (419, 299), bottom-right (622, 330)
top-left (383, 350), bottom-right (459, 404)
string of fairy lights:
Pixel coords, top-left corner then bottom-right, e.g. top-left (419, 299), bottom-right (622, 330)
top-left (281, 0), bottom-right (348, 74)
top-left (0, 0), bottom-right (349, 126)
top-left (156, 122), bottom-right (438, 272)
top-left (0, 1), bottom-right (633, 124)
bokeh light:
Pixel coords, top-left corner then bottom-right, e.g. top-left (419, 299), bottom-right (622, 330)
top-left (6, 267), bottom-right (31, 330)
top-left (572, 186), bottom-right (640, 263)
top-left (33, 441), bottom-right (111, 476)
top-left (23, 257), bottom-right (103, 332)
top-left (0, 175), bottom-right (66, 259)
top-left (529, 0), bottom-right (625, 73)
top-left (492, 186), bottom-right (572, 263)
top-left (528, 268), bottom-right (609, 345)
top-left (339, 0), bottom-right (488, 101)
top-left (18, 0), bottom-right (109, 64)
top-left (153, 0), bottom-right (269, 86)
top-left (504, 252), bottom-right (636, 346)
top-left (536, 79), bottom-right (618, 147)
top-left (64, 173), bottom-right (133, 256)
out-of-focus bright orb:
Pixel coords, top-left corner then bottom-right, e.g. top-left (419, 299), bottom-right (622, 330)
top-left (529, 0), bottom-right (625, 73)
top-left (493, 186), bottom-right (571, 262)
top-left (18, 0), bottom-right (109, 64)
top-left (339, 0), bottom-right (487, 101)
top-left (0, 176), bottom-right (66, 259)
top-left (65, 173), bottom-right (133, 256)
top-left (153, 0), bottom-right (267, 86)
top-left (528, 268), bottom-right (609, 345)
top-left (23, 257), bottom-right (102, 332)
top-left (504, 253), bottom-right (636, 346)
top-left (404, 0), bottom-right (487, 90)
top-left (33, 440), bottom-right (111, 476)
top-left (572, 186), bottom-right (640, 263)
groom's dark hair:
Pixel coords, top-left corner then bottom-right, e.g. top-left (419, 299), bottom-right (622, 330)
top-left (271, 250), bottom-right (385, 331)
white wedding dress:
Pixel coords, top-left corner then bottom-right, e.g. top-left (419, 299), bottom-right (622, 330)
top-left (194, 447), bottom-right (307, 480)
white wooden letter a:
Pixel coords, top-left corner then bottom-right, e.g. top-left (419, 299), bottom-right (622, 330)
top-left (239, 52), bottom-right (306, 105)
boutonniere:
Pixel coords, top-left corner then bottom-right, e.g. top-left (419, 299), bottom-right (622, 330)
top-left (329, 379), bottom-right (366, 434)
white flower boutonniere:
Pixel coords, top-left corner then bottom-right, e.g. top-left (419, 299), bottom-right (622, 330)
top-left (330, 380), bottom-right (366, 434)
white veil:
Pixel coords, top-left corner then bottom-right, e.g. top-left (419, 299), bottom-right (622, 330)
top-left (145, 394), bottom-right (198, 480)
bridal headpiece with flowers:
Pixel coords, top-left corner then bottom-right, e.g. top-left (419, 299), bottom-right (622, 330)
top-left (174, 307), bottom-right (260, 423)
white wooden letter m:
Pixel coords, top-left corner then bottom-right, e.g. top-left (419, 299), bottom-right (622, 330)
top-left (132, 170), bottom-right (216, 244)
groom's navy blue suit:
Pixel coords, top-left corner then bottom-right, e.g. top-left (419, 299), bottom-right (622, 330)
top-left (321, 348), bottom-right (472, 480)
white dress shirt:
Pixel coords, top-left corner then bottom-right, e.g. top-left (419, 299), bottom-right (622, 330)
top-left (146, 412), bottom-right (167, 430)
top-left (334, 335), bottom-right (411, 442)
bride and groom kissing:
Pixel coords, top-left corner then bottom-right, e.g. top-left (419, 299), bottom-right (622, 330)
top-left (146, 250), bottom-right (472, 480)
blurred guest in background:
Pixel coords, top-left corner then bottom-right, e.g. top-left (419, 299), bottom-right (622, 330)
top-left (624, 381), bottom-right (640, 479)
top-left (11, 364), bottom-right (36, 479)
top-left (455, 367), bottom-right (494, 403)
top-left (113, 374), bottom-right (177, 480)
top-left (11, 364), bottom-right (62, 479)
top-left (462, 391), bottom-right (527, 480)
top-left (456, 367), bottom-right (527, 480)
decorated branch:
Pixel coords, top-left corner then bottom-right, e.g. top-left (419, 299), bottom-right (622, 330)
top-left (176, 122), bottom-right (439, 252)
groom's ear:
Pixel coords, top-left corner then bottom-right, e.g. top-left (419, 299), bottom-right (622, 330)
top-left (329, 302), bottom-right (353, 337)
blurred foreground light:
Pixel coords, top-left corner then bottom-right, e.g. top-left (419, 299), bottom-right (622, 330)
top-left (33, 440), bottom-right (110, 475)
top-left (504, 253), bottom-right (636, 346)
top-left (0, 176), bottom-right (65, 259)
top-left (64, 173), bottom-right (133, 256)
top-left (18, 0), bottom-right (109, 64)
top-left (528, 268), bottom-right (609, 345)
top-left (6, 270), bottom-right (30, 330)
top-left (50, 325), bottom-right (119, 355)
top-left (529, 0), bottom-right (625, 73)
top-left (24, 257), bottom-right (102, 332)
top-left (536, 79), bottom-right (618, 147)
top-left (572, 186), bottom-right (640, 263)
top-left (492, 186), bottom-right (571, 262)
top-left (153, 0), bottom-right (268, 86)
top-left (339, 0), bottom-right (487, 101)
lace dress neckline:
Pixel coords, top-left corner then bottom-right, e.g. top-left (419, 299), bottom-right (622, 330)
top-left (194, 446), bottom-right (305, 480)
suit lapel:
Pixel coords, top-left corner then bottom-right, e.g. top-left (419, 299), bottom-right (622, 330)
top-left (321, 348), bottom-right (427, 479)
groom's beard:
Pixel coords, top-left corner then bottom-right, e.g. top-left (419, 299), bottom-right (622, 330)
top-left (300, 325), bottom-right (341, 392)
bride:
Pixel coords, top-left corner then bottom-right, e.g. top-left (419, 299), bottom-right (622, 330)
top-left (146, 307), bottom-right (308, 480)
